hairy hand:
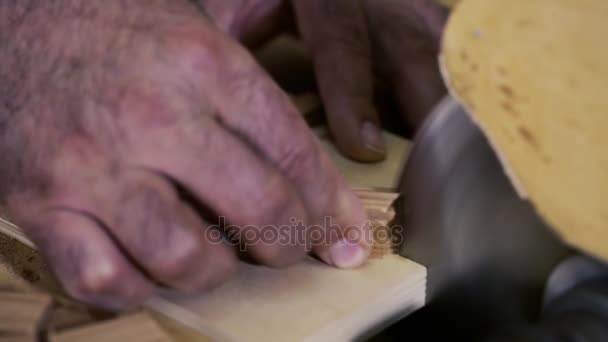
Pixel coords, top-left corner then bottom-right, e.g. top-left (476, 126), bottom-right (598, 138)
top-left (293, 0), bottom-right (448, 161)
top-left (0, 0), bottom-right (370, 310)
top-left (199, 0), bottom-right (448, 162)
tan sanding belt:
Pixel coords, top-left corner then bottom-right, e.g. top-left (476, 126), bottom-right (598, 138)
top-left (441, 0), bottom-right (608, 261)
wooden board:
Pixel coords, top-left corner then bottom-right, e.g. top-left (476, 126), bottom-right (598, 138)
top-left (49, 313), bottom-right (175, 342)
top-left (441, 0), bottom-right (608, 261)
top-left (316, 128), bottom-right (410, 190)
top-left (156, 255), bottom-right (425, 342)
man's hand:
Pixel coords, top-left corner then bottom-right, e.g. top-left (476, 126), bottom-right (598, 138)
top-left (0, 0), bottom-right (370, 310)
top-left (202, 0), bottom-right (448, 162)
top-left (292, 0), bottom-right (448, 161)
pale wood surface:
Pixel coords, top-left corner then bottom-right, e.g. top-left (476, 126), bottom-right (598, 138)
top-left (442, 0), bottom-right (608, 261)
top-left (316, 128), bottom-right (410, 190)
top-left (160, 256), bottom-right (425, 342)
top-left (49, 313), bottom-right (175, 342)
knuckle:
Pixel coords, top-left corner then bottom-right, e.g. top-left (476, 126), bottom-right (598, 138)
top-left (277, 139), bottom-right (320, 179)
top-left (118, 90), bottom-right (181, 130)
top-left (250, 176), bottom-right (297, 225)
top-left (204, 254), bottom-right (238, 290)
top-left (72, 259), bottom-right (125, 297)
top-left (151, 236), bottom-right (203, 281)
top-left (167, 26), bottom-right (230, 73)
top-left (180, 242), bottom-right (239, 293)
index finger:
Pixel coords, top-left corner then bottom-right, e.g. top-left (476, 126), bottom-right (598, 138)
top-left (292, 0), bottom-right (385, 162)
top-left (211, 39), bottom-right (372, 269)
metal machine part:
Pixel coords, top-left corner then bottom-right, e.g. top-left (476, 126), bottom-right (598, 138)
top-left (543, 254), bottom-right (608, 307)
top-left (398, 96), bottom-right (569, 303)
top-left (482, 255), bottom-right (608, 342)
top-left (368, 96), bottom-right (608, 341)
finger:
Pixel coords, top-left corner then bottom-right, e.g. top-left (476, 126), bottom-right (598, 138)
top-left (26, 145), bottom-right (239, 294)
top-left (20, 210), bottom-right (155, 311)
top-left (140, 116), bottom-right (310, 268)
top-left (366, 0), bottom-right (447, 129)
top-left (292, 0), bottom-right (386, 162)
top-left (209, 42), bottom-right (372, 269)
top-left (390, 50), bottom-right (446, 129)
top-left (94, 170), bottom-right (238, 293)
top-left (197, 0), bottom-right (289, 48)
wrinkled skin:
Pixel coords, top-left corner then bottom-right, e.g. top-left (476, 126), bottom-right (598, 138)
top-left (204, 0), bottom-right (448, 161)
top-left (0, 0), bottom-right (446, 310)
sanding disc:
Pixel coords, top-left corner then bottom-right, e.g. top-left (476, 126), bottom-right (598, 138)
top-left (441, 0), bottom-right (608, 261)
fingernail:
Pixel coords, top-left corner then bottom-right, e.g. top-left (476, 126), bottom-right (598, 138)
top-left (329, 240), bottom-right (368, 269)
top-left (361, 121), bottom-right (386, 154)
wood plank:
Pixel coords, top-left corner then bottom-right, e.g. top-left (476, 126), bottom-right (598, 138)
top-left (316, 128), bottom-right (410, 189)
top-left (353, 189), bottom-right (401, 202)
top-left (49, 313), bottom-right (175, 342)
top-left (157, 255), bottom-right (425, 342)
top-left (151, 311), bottom-right (215, 342)
top-left (366, 209), bottom-right (396, 223)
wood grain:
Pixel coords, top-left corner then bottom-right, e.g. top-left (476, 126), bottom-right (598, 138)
top-left (159, 255), bottom-right (425, 342)
top-left (316, 128), bottom-right (411, 190)
top-left (49, 313), bottom-right (175, 342)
